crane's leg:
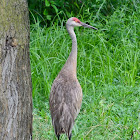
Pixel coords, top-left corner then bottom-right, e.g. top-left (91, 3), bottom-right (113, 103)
top-left (69, 133), bottom-right (72, 140)
top-left (57, 134), bottom-right (60, 140)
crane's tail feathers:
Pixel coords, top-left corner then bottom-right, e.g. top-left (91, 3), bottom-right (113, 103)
top-left (52, 103), bottom-right (74, 137)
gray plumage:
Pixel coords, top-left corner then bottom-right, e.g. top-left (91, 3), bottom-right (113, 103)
top-left (49, 17), bottom-right (97, 140)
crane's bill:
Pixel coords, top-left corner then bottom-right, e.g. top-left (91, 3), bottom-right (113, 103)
top-left (81, 22), bottom-right (98, 30)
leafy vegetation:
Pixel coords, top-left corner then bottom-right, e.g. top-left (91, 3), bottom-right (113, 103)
top-left (29, 1), bottom-right (140, 140)
top-left (28, 0), bottom-right (139, 26)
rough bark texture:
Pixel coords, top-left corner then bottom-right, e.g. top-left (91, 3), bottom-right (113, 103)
top-left (0, 0), bottom-right (32, 139)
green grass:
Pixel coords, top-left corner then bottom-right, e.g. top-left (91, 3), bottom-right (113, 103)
top-left (30, 6), bottom-right (140, 140)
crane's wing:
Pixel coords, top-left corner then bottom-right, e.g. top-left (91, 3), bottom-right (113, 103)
top-left (49, 75), bottom-right (82, 135)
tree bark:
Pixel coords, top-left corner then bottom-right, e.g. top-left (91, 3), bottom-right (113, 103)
top-left (0, 0), bottom-right (32, 139)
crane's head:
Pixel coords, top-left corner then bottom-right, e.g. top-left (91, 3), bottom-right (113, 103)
top-left (66, 17), bottom-right (97, 30)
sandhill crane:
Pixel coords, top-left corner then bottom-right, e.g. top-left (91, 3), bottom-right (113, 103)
top-left (49, 17), bottom-right (97, 140)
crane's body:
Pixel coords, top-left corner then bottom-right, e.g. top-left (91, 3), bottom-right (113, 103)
top-left (49, 17), bottom-right (97, 140)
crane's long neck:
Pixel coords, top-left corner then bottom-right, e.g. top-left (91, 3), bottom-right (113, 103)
top-left (62, 25), bottom-right (77, 77)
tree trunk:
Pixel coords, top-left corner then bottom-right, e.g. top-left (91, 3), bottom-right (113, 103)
top-left (0, 0), bottom-right (32, 139)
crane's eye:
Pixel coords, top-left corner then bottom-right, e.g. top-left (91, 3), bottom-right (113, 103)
top-left (75, 20), bottom-right (80, 23)
top-left (72, 17), bottom-right (81, 23)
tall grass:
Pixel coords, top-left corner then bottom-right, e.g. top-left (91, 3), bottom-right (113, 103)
top-left (30, 6), bottom-right (140, 140)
